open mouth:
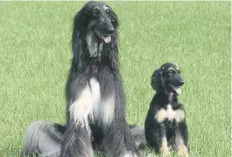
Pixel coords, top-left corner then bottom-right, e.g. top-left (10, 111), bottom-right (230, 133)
top-left (169, 84), bottom-right (181, 95)
top-left (94, 29), bottom-right (111, 43)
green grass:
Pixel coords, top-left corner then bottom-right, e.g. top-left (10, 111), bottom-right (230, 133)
top-left (0, 1), bottom-right (230, 157)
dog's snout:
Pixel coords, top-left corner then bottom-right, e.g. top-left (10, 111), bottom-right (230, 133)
top-left (173, 74), bottom-right (184, 87)
top-left (105, 25), bottom-right (114, 34)
top-left (105, 18), bottom-right (114, 34)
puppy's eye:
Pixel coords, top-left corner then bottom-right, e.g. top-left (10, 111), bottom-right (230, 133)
top-left (168, 70), bottom-right (175, 75)
top-left (106, 9), bottom-right (110, 13)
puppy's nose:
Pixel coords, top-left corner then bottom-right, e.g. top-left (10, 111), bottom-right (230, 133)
top-left (179, 80), bottom-right (185, 86)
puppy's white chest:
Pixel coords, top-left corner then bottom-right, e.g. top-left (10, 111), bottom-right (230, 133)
top-left (166, 105), bottom-right (175, 121)
top-left (155, 104), bottom-right (185, 123)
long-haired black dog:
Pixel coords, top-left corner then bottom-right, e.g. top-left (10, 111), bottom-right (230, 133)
top-left (22, 1), bottom-right (140, 157)
top-left (145, 63), bottom-right (189, 157)
top-left (61, 1), bottom-right (140, 157)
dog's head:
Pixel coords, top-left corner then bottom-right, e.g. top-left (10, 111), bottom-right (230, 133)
top-left (151, 63), bottom-right (184, 95)
top-left (71, 1), bottom-right (120, 72)
top-left (72, 1), bottom-right (119, 58)
top-left (73, 1), bottom-right (118, 42)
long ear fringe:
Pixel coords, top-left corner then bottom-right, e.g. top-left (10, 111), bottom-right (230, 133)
top-left (71, 6), bottom-right (86, 73)
top-left (151, 69), bottom-right (161, 91)
top-left (108, 34), bottom-right (120, 76)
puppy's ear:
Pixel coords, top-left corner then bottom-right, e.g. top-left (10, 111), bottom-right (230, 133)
top-left (151, 69), bottom-right (162, 91)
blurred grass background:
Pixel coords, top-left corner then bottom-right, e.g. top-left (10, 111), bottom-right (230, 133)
top-left (0, 1), bottom-right (230, 157)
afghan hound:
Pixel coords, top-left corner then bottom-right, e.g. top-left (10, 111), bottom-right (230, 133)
top-left (145, 63), bottom-right (189, 157)
top-left (22, 1), bottom-right (144, 157)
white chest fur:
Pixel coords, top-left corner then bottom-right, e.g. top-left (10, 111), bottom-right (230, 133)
top-left (155, 104), bottom-right (185, 123)
top-left (70, 77), bottom-right (115, 128)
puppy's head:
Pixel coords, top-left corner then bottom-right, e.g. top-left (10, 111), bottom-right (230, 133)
top-left (151, 63), bottom-right (184, 95)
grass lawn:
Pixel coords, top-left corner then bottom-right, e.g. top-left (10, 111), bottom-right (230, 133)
top-left (0, 1), bottom-right (230, 157)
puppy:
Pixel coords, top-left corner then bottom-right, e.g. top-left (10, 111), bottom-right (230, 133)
top-left (145, 63), bottom-right (189, 157)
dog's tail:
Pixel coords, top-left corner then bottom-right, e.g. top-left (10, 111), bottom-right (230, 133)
top-left (129, 124), bottom-right (147, 150)
top-left (22, 120), bottom-right (65, 157)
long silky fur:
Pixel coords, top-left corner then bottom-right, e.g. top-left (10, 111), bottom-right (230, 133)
top-left (21, 121), bottom-right (146, 157)
top-left (61, 1), bottom-right (139, 157)
top-left (21, 121), bottom-right (65, 157)
top-left (21, 2), bottom-right (146, 157)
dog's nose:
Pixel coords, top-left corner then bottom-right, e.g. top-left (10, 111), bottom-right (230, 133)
top-left (179, 80), bottom-right (185, 86)
top-left (105, 26), bottom-right (114, 34)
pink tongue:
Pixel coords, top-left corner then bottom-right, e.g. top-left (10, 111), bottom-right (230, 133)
top-left (103, 36), bottom-right (111, 43)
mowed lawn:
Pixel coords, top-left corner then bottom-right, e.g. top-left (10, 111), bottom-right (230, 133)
top-left (0, 1), bottom-right (230, 157)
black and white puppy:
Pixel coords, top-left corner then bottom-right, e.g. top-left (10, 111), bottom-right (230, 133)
top-left (145, 63), bottom-right (189, 157)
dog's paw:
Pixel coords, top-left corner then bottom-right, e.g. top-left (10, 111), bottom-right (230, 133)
top-left (160, 145), bottom-right (171, 157)
top-left (122, 152), bottom-right (139, 157)
top-left (177, 145), bottom-right (189, 157)
top-left (160, 150), bottom-right (171, 157)
top-left (161, 152), bottom-right (171, 157)
top-left (146, 154), bottom-right (154, 157)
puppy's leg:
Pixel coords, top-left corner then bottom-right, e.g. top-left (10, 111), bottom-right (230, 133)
top-left (147, 126), bottom-right (170, 156)
top-left (175, 121), bottom-right (189, 157)
top-left (22, 120), bottom-right (64, 157)
top-left (145, 110), bottom-right (170, 156)
top-left (158, 125), bottom-right (170, 157)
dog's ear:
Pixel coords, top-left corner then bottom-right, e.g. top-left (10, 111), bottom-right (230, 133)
top-left (109, 8), bottom-right (119, 28)
top-left (151, 68), bottom-right (162, 91)
top-left (72, 9), bottom-right (85, 65)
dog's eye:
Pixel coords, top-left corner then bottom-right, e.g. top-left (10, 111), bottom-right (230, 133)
top-left (106, 9), bottom-right (112, 18)
top-left (93, 8), bottom-right (99, 16)
top-left (106, 11), bottom-right (116, 22)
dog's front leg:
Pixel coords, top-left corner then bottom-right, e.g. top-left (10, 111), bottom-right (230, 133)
top-left (61, 123), bottom-right (94, 157)
top-left (100, 118), bottom-right (140, 157)
top-left (61, 80), bottom-right (95, 157)
top-left (160, 135), bottom-right (170, 157)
